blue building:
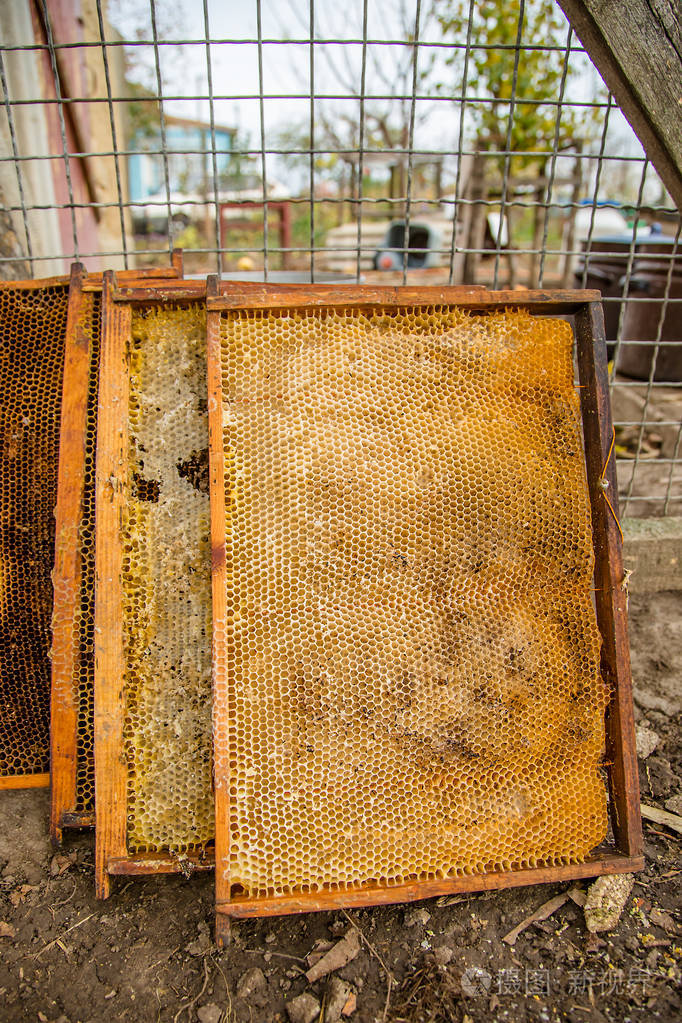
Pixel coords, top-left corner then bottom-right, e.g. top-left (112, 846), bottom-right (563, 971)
top-left (128, 115), bottom-right (235, 201)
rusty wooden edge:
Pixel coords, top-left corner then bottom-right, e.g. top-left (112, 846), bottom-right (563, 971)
top-left (108, 851), bottom-right (215, 875)
top-left (215, 915), bottom-right (231, 946)
top-left (0, 773), bottom-right (50, 790)
top-left (106, 265), bottom-right (180, 281)
top-left (216, 853), bottom-right (644, 919)
top-left (111, 283), bottom-right (208, 301)
top-left (206, 274), bottom-right (232, 915)
top-left (110, 281), bottom-right (485, 302)
top-left (111, 279), bottom-right (286, 303)
top-left (0, 259), bottom-right (183, 294)
top-left (575, 301), bottom-right (643, 859)
top-left (0, 274), bottom-right (71, 290)
top-left (50, 263), bottom-right (91, 845)
top-left (208, 286), bottom-right (601, 312)
top-left (112, 283), bottom-right (601, 310)
top-left (81, 266), bottom-right (184, 294)
top-left (94, 271), bottom-right (131, 899)
top-left (104, 849), bottom-right (644, 886)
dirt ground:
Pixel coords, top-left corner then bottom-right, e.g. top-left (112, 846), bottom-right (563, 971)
top-left (1, 590), bottom-right (680, 1023)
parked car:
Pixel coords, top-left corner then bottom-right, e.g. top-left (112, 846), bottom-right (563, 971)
top-left (373, 221), bottom-right (444, 271)
top-left (373, 214), bottom-right (508, 270)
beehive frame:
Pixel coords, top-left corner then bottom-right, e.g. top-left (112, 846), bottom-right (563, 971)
top-left (0, 257), bottom-right (184, 796)
top-left (205, 283), bottom-right (643, 940)
top-left (0, 275), bottom-right (71, 790)
top-left (49, 254), bottom-right (185, 841)
top-left (94, 273), bottom-right (216, 896)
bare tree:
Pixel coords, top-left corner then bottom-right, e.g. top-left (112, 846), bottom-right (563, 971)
top-left (276, 0), bottom-right (442, 212)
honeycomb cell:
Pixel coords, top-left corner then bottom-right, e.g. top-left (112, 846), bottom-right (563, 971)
top-left (216, 304), bottom-right (608, 899)
top-left (0, 282), bottom-right (69, 780)
top-left (121, 304), bottom-right (213, 853)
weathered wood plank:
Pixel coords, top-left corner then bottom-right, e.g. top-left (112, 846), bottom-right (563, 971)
top-left (171, 248), bottom-right (184, 276)
top-left (94, 272), bottom-right (131, 899)
top-left (108, 851), bottom-right (215, 875)
top-left (0, 274), bottom-right (70, 290)
top-left (575, 301), bottom-right (643, 859)
top-left (640, 803), bottom-right (682, 836)
top-left (0, 257), bottom-right (183, 296)
top-left (206, 275), bottom-right (232, 935)
top-left (558, 0), bottom-right (682, 209)
top-left (111, 283), bottom-right (208, 301)
top-left (217, 852), bottom-right (644, 920)
top-left (207, 286), bottom-right (600, 312)
top-left (0, 773), bottom-right (50, 791)
top-left (50, 264), bottom-right (91, 846)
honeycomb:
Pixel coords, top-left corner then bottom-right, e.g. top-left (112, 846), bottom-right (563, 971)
top-left (216, 305), bottom-right (608, 899)
top-left (121, 303), bottom-right (213, 852)
top-left (73, 291), bottom-right (101, 812)
top-left (0, 283), bottom-right (69, 779)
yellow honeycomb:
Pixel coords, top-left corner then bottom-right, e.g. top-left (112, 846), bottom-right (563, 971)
top-left (73, 291), bottom-right (101, 811)
top-left (121, 304), bottom-right (213, 852)
top-left (0, 283), bottom-right (69, 779)
top-left (217, 305), bottom-right (608, 898)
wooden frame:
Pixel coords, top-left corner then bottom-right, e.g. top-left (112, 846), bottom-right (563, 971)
top-left (0, 275), bottom-right (71, 791)
top-left (50, 256), bottom-right (185, 839)
top-left (93, 276), bottom-right (325, 887)
top-left (94, 272), bottom-right (130, 897)
top-left (94, 275), bottom-right (214, 897)
top-left (575, 301), bottom-right (642, 858)
top-left (205, 283), bottom-right (643, 943)
top-left (50, 264), bottom-right (91, 825)
top-left (0, 773), bottom-right (51, 790)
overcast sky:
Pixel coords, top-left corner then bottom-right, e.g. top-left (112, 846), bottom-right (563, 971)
top-left (109, 0), bottom-right (650, 198)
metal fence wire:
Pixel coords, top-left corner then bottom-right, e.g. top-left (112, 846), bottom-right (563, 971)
top-left (0, 0), bottom-right (680, 517)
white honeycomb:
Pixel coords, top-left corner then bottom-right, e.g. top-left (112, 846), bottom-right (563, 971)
top-left (122, 304), bottom-right (213, 853)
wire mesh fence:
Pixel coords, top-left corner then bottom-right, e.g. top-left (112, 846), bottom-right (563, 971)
top-left (0, 0), bottom-right (680, 516)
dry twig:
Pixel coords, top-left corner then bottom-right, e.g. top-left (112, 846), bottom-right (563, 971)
top-left (32, 913), bottom-right (94, 959)
top-left (641, 804), bottom-right (682, 836)
top-left (502, 888), bottom-right (584, 946)
top-left (341, 909), bottom-right (394, 1022)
